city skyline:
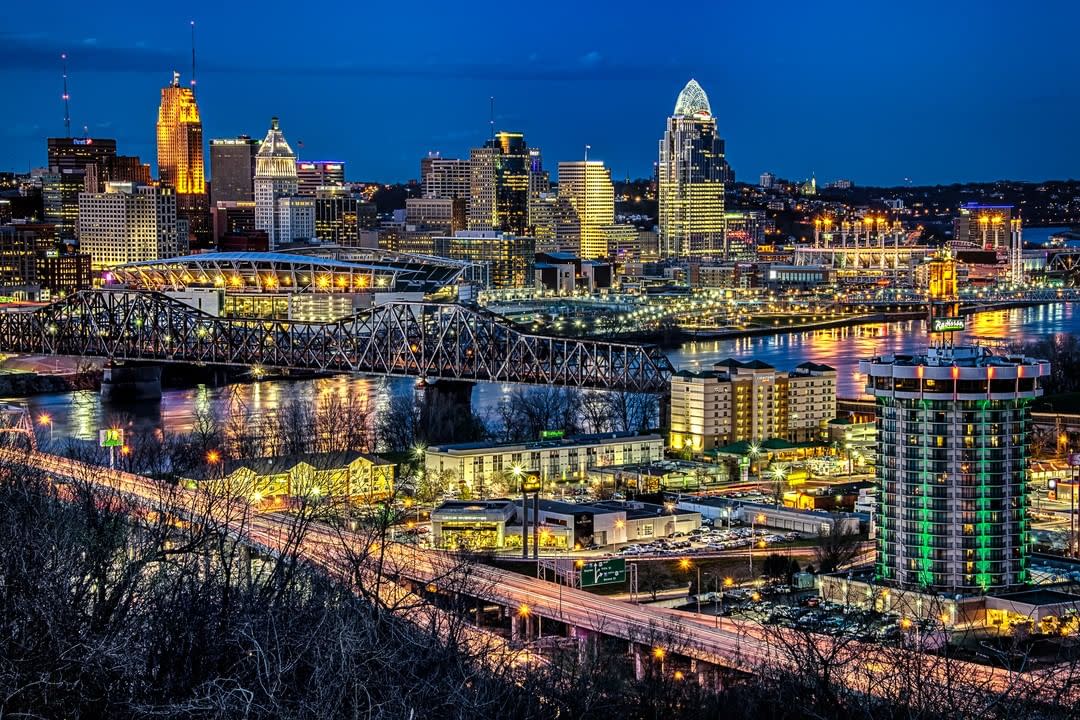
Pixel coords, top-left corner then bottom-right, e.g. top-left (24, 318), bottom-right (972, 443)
top-left (4, 2), bottom-right (1080, 186)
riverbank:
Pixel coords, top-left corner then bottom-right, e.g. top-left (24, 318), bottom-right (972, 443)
top-left (0, 370), bottom-right (100, 396)
top-left (0, 363), bottom-right (330, 400)
top-left (607, 298), bottom-right (1059, 347)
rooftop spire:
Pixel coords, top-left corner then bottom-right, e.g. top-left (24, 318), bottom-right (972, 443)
top-left (673, 78), bottom-right (712, 118)
top-left (190, 20), bottom-right (197, 94)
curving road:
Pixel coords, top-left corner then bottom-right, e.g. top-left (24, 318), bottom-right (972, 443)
top-left (4, 447), bottom-right (1074, 707)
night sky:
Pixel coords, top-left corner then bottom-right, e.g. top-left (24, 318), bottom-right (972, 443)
top-left (2, 1), bottom-right (1078, 186)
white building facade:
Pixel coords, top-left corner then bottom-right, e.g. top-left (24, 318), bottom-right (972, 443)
top-left (78, 182), bottom-right (179, 270)
top-left (254, 117), bottom-right (300, 250)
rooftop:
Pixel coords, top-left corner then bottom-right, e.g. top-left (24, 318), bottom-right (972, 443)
top-left (867, 345), bottom-right (1047, 369)
top-left (988, 588), bottom-right (1080, 607)
top-left (186, 450), bottom-right (391, 481)
top-left (428, 431), bottom-right (661, 454)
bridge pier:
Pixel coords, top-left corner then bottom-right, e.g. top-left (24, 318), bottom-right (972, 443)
top-left (631, 643), bottom-right (645, 680)
top-left (100, 363), bottom-right (162, 403)
top-left (418, 379), bottom-right (475, 444)
top-left (569, 625), bottom-right (596, 664)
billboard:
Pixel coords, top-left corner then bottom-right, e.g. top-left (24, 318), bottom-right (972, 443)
top-left (99, 428), bottom-right (124, 448)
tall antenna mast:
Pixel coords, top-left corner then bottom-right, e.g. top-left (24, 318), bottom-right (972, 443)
top-left (61, 52), bottom-right (71, 138)
top-left (489, 96), bottom-right (495, 142)
top-left (190, 21), bottom-right (197, 94)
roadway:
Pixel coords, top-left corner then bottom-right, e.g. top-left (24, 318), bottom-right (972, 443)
top-left (3, 447), bottom-right (1074, 706)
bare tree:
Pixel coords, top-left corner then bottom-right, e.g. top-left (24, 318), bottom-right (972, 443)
top-left (813, 521), bottom-right (863, 573)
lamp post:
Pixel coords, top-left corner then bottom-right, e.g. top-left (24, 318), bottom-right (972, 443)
top-left (749, 512), bottom-right (766, 575)
top-left (679, 558), bottom-right (700, 615)
top-left (37, 413), bottom-right (53, 445)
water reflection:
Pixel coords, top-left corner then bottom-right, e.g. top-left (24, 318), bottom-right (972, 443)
top-left (666, 302), bottom-right (1080, 397)
top-left (6, 304), bottom-right (1080, 441)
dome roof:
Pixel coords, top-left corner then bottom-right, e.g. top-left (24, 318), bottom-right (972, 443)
top-left (257, 116), bottom-right (295, 158)
top-left (673, 79), bottom-right (712, 118)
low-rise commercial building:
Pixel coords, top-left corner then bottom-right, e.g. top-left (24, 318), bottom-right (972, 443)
top-left (425, 431), bottom-right (664, 495)
top-left (525, 499), bottom-right (701, 549)
top-left (588, 458), bottom-right (732, 494)
top-left (183, 450), bottom-right (395, 507)
top-left (429, 497), bottom-right (701, 550)
top-left (430, 499), bottom-right (518, 550)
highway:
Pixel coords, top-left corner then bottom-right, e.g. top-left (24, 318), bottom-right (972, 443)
top-left (3, 447), bottom-right (1075, 707)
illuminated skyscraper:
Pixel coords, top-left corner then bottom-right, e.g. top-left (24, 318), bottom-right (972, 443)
top-left (156, 72), bottom-right (208, 244)
top-left (657, 79), bottom-right (726, 258)
top-left (557, 160), bottom-right (614, 259)
top-left (861, 345), bottom-right (1049, 593)
top-left (254, 117), bottom-right (300, 250)
top-left (468, 132), bottom-right (532, 236)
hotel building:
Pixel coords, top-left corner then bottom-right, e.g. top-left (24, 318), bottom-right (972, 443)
top-left (670, 359), bottom-right (837, 454)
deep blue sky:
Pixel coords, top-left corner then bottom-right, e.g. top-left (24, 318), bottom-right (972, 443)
top-left (3, 1), bottom-right (1079, 185)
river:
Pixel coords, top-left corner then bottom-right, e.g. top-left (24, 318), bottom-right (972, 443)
top-left (6, 302), bottom-right (1080, 443)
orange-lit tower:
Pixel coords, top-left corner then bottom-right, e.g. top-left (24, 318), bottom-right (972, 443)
top-left (157, 71), bottom-right (208, 245)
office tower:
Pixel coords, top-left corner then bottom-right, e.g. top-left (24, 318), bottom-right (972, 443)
top-left (316, 186), bottom-right (378, 246)
top-left (953, 203), bottom-right (1015, 251)
top-left (47, 137), bottom-right (118, 177)
top-left (557, 160), bottom-right (615, 259)
top-left (78, 182), bottom-right (179, 270)
top-left (759, 171), bottom-right (775, 189)
top-left (44, 137), bottom-right (117, 240)
top-left (210, 136), bottom-right (259, 205)
top-left (406, 198), bottom-right (466, 234)
top-left (860, 345), bottom-right (1049, 592)
top-left (276, 196), bottom-right (315, 245)
top-left (110, 156), bottom-right (153, 186)
top-left (434, 230), bottom-right (535, 288)
top-left (211, 201), bottom-right (257, 243)
top-left (254, 117), bottom-right (299, 250)
top-left (528, 192), bottom-right (559, 245)
top-left (527, 148), bottom-right (549, 231)
top-left (0, 224), bottom-right (91, 297)
top-left (669, 359), bottom-right (836, 454)
top-left (468, 132), bottom-right (532, 235)
top-left (157, 72), bottom-right (209, 244)
top-left (724, 210), bottom-right (764, 261)
top-left (657, 79), bottom-right (726, 258)
top-left (401, 198), bottom-right (466, 255)
top-left (297, 161), bottom-right (345, 195)
top-left (421, 154), bottom-right (471, 200)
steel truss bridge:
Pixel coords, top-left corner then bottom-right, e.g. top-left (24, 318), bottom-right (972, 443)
top-left (0, 290), bottom-right (673, 393)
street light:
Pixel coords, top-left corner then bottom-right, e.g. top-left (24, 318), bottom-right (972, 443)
top-left (768, 463), bottom-right (788, 507)
top-left (750, 513), bottom-right (766, 575)
top-left (37, 413), bottom-right (53, 444)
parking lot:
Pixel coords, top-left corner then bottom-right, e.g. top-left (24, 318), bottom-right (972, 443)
top-left (611, 521), bottom-right (803, 558)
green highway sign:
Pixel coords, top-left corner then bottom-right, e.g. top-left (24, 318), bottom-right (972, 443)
top-left (99, 428), bottom-right (124, 448)
top-left (580, 558), bottom-right (626, 587)
top-left (930, 317), bottom-right (965, 333)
